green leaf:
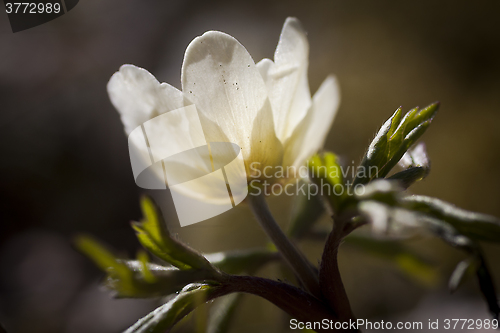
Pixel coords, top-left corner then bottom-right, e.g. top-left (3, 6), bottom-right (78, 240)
top-left (355, 179), bottom-right (402, 206)
top-left (388, 167), bottom-right (428, 190)
top-left (307, 152), bottom-right (346, 212)
top-left (354, 103), bottom-right (439, 185)
top-left (386, 106), bottom-right (403, 138)
top-left (354, 111), bottom-right (393, 185)
top-left (449, 257), bottom-right (479, 293)
top-left (398, 142), bottom-right (430, 169)
top-left (388, 142), bottom-right (430, 189)
top-left (136, 250), bottom-right (157, 283)
top-left (122, 260), bottom-right (218, 298)
top-left (75, 235), bottom-right (132, 290)
top-left (133, 196), bottom-right (214, 271)
top-left (356, 190), bottom-right (500, 318)
top-left (124, 283), bottom-right (221, 333)
top-left (206, 293), bottom-right (242, 333)
top-left (287, 179), bottom-right (325, 239)
top-left (416, 216), bottom-right (499, 319)
top-left (76, 235), bottom-right (217, 298)
top-left (379, 119), bottom-right (431, 178)
top-left (403, 195), bottom-right (500, 243)
top-left (205, 248), bottom-right (278, 275)
top-left (401, 103), bottom-right (439, 137)
top-left (477, 259), bottom-right (500, 320)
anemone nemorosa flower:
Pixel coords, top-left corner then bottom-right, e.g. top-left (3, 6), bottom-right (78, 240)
top-left (108, 17), bottom-right (340, 201)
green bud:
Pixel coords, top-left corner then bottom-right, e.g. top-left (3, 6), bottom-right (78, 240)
top-left (354, 102), bottom-right (439, 185)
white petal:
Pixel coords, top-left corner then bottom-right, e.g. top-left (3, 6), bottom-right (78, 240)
top-left (256, 58), bottom-right (274, 90)
top-left (262, 17), bottom-right (312, 142)
top-left (164, 142), bottom-right (247, 207)
top-left (181, 31), bottom-right (283, 171)
top-left (142, 104), bottom-right (207, 164)
top-left (283, 75), bottom-right (340, 168)
top-left (108, 65), bottom-right (233, 202)
top-left (107, 64), bottom-right (187, 134)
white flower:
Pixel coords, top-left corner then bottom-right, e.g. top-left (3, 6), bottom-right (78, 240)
top-left (108, 17), bottom-right (340, 200)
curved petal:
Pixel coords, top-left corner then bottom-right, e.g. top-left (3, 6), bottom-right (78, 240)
top-left (256, 58), bottom-right (274, 90)
top-left (262, 17), bottom-right (312, 142)
top-left (108, 65), bottom-right (231, 201)
top-left (107, 64), bottom-right (186, 134)
top-left (283, 75), bottom-right (340, 169)
top-left (181, 30), bottom-right (283, 172)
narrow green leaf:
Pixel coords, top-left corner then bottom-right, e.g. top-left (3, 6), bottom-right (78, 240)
top-left (389, 142), bottom-right (430, 189)
top-left (388, 167), bottom-right (428, 190)
top-left (132, 223), bottom-right (191, 270)
top-left (137, 250), bottom-right (157, 284)
top-left (124, 283), bottom-right (221, 333)
top-left (356, 190), bottom-right (499, 318)
top-left (206, 293), bottom-right (242, 333)
top-left (140, 195), bottom-right (164, 242)
top-left (121, 260), bottom-right (218, 298)
top-left (76, 235), bottom-right (216, 298)
top-left (75, 235), bottom-right (131, 282)
top-left (398, 142), bottom-right (429, 169)
top-left (354, 103), bottom-right (438, 185)
top-left (392, 107), bottom-right (417, 139)
top-left (134, 196), bottom-right (214, 271)
top-left (355, 179), bottom-right (402, 206)
top-left (307, 152), bottom-right (346, 212)
top-left (404, 195), bottom-right (500, 243)
top-left (379, 120), bottom-right (431, 178)
top-left (449, 257), bottom-right (479, 293)
top-left (354, 113), bottom-right (392, 185)
top-left (477, 259), bottom-right (500, 320)
top-left (387, 107), bottom-right (403, 138)
top-left (416, 216), bottom-right (499, 319)
top-left (402, 102), bottom-right (439, 137)
top-left (388, 107), bottom-right (409, 156)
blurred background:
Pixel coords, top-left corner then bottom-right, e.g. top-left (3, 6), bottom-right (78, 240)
top-left (1, 0), bottom-right (500, 332)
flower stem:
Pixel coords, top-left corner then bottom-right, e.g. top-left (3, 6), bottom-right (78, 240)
top-left (247, 192), bottom-right (321, 299)
top-left (319, 215), bottom-right (356, 322)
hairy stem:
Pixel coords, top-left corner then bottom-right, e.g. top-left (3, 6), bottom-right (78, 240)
top-left (319, 215), bottom-right (356, 323)
top-left (224, 275), bottom-right (335, 325)
top-left (165, 274), bottom-right (339, 333)
top-left (247, 192), bottom-right (321, 298)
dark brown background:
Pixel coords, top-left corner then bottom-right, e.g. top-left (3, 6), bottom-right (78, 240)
top-left (1, 0), bottom-right (499, 332)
